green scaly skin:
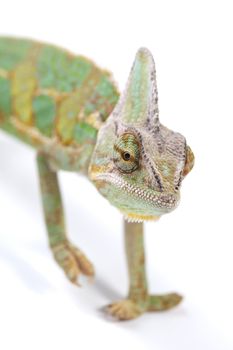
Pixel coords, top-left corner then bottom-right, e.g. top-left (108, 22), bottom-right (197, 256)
top-left (0, 37), bottom-right (194, 320)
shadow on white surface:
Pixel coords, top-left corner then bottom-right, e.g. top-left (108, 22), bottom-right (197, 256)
top-left (0, 242), bottom-right (53, 293)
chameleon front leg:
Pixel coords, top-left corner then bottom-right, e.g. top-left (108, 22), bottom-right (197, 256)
top-left (36, 152), bottom-right (94, 285)
top-left (106, 221), bottom-right (182, 320)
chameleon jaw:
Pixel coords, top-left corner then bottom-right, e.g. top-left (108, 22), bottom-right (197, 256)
top-left (91, 172), bottom-right (179, 216)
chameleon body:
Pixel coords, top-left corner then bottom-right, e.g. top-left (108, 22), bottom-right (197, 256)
top-left (0, 37), bottom-right (194, 320)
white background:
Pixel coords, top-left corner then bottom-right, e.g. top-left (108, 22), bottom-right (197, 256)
top-left (0, 1), bottom-right (233, 349)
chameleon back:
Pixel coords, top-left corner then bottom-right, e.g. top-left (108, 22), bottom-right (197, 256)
top-left (0, 37), bottom-right (119, 170)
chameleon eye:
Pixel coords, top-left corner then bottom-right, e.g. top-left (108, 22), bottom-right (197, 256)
top-left (122, 152), bottom-right (131, 161)
top-left (113, 133), bottom-right (140, 173)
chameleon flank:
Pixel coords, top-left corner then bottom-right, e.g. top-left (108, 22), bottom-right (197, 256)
top-left (0, 37), bottom-right (194, 320)
top-left (0, 37), bottom-right (118, 171)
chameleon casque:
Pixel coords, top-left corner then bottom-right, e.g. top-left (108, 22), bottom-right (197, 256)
top-left (0, 37), bottom-right (194, 320)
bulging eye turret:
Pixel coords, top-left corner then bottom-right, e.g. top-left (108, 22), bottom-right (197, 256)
top-left (113, 133), bottom-right (140, 173)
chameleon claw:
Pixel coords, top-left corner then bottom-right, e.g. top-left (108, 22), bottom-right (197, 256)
top-left (52, 241), bottom-right (95, 286)
top-left (87, 276), bottom-right (95, 284)
top-left (73, 280), bottom-right (82, 287)
top-left (104, 299), bottom-right (144, 321)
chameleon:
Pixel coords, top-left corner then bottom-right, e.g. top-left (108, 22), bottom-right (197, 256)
top-left (0, 37), bottom-right (194, 321)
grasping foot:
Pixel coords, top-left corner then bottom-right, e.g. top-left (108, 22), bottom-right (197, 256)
top-left (105, 299), bottom-right (145, 321)
top-left (52, 241), bottom-right (94, 285)
top-left (104, 293), bottom-right (182, 321)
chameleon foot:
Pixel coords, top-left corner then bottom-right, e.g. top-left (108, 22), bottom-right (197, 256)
top-left (52, 241), bottom-right (94, 285)
top-left (104, 293), bottom-right (182, 320)
top-left (148, 293), bottom-right (182, 311)
top-left (104, 299), bottom-right (145, 321)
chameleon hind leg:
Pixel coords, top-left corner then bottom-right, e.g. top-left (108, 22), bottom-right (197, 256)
top-left (105, 221), bottom-right (182, 320)
top-left (36, 152), bottom-right (94, 285)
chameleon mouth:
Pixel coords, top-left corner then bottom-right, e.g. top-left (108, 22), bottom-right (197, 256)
top-left (121, 211), bottom-right (161, 223)
top-left (92, 173), bottom-right (179, 215)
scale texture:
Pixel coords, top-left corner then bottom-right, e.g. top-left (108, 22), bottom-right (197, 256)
top-left (0, 37), bottom-right (118, 151)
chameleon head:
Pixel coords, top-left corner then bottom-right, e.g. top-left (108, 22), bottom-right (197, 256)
top-left (89, 48), bottom-right (194, 222)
